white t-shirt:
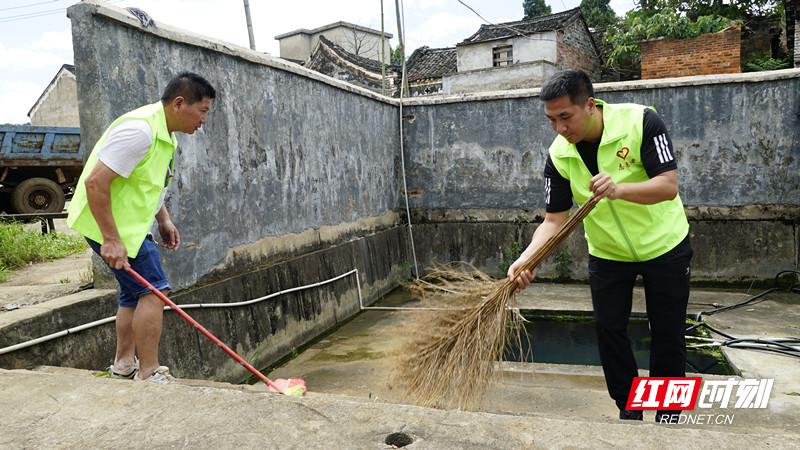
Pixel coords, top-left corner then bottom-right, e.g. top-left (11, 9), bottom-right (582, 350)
top-left (96, 119), bottom-right (170, 210)
top-left (96, 119), bottom-right (153, 178)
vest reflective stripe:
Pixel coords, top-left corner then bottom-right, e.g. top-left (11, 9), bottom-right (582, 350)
top-left (67, 102), bottom-right (177, 258)
top-left (548, 100), bottom-right (689, 262)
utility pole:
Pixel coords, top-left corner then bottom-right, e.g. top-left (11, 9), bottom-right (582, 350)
top-left (381, 0), bottom-right (386, 95)
top-left (395, 0), bottom-right (408, 97)
top-left (243, 0), bottom-right (256, 50)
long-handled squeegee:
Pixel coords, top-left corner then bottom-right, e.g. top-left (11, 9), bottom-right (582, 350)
top-left (123, 263), bottom-right (304, 396)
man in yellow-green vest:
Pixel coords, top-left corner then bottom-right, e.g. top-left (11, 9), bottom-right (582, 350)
top-left (508, 69), bottom-right (692, 424)
top-left (67, 72), bottom-right (216, 384)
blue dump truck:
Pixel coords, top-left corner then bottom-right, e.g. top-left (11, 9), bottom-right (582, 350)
top-left (0, 125), bottom-right (83, 214)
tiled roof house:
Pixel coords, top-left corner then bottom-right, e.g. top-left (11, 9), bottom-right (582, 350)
top-left (403, 46), bottom-right (457, 96)
top-left (307, 35), bottom-right (400, 94)
top-left (291, 9), bottom-right (600, 97)
top-left (445, 8), bottom-right (600, 94)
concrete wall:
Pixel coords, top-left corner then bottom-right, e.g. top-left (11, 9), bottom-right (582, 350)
top-left (402, 70), bottom-right (800, 282)
top-left (61, 1), bottom-right (408, 380)
top-left (277, 32), bottom-right (312, 63)
top-left (70, 1), bottom-right (402, 292)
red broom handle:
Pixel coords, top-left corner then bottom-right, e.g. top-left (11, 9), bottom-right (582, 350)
top-left (123, 263), bottom-right (284, 393)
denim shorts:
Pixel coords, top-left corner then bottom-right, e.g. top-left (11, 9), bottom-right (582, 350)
top-left (86, 235), bottom-right (171, 308)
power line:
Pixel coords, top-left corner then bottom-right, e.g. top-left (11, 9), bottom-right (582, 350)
top-left (0, 0), bottom-right (61, 13)
top-left (456, 0), bottom-right (562, 43)
top-left (0, 0), bottom-right (125, 24)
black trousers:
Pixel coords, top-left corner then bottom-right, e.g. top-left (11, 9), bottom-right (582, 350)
top-left (588, 236), bottom-right (692, 416)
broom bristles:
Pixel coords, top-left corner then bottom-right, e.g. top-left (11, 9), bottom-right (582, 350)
top-left (394, 199), bottom-right (598, 410)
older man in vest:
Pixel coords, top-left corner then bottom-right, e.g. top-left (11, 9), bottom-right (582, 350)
top-left (508, 69), bottom-right (692, 424)
top-left (68, 72), bottom-right (216, 383)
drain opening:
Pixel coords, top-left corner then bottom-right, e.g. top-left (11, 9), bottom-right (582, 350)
top-left (385, 432), bottom-right (413, 447)
top-left (504, 316), bottom-right (735, 375)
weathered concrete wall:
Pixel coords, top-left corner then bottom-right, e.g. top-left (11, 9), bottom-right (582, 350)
top-left (52, 1), bottom-right (410, 381)
top-left (402, 70), bottom-right (800, 283)
top-left (70, 1), bottom-right (402, 291)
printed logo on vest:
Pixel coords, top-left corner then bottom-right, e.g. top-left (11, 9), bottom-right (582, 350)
top-left (616, 147), bottom-right (636, 171)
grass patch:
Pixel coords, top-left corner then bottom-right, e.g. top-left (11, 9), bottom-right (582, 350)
top-left (0, 220), bottom-right (88, 283)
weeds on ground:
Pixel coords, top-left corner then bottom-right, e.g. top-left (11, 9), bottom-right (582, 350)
top-left (499, 240), bottom-right (522, 274)
top-left (0, 220), bottom-right (88, 282)
top-left (552, 246), bottom-right (573, 281)
top-left (79, 263), bottom-right (93, 283)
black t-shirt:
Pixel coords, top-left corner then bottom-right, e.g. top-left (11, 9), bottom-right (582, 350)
top-left (543, 108), bottom-right (677, 213)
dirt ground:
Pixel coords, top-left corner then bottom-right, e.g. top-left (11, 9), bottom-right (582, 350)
top-left (0, 218), bottom-right (94, 311)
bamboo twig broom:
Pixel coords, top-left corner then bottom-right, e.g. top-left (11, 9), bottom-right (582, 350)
top-left (395, 198), bottom-right (598, 410)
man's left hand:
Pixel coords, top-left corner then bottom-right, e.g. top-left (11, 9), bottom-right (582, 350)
top-left (158, 219), bottom-right (180, 251)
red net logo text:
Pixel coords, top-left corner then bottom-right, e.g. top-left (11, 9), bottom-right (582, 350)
top-left (626, 377), bottom-right (702, 410)
top-left (625, 377), bottom-right (773, 410)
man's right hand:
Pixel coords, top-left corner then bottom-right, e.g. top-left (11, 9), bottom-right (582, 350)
top-left (507, 258), bottom-right (537, 293)
top-left (100, 238), bottom-right (128, 269)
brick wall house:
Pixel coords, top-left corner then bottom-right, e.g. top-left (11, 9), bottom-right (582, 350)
top-left (641, 25), bottom-right (742, 79)
top-left (556, 16), bottom-right (601, 78)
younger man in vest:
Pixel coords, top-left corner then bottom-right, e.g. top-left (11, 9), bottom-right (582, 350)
top-left (68, 72), bottom-right (216, 383)
top-left (508, 69), bottom-right (692, 423)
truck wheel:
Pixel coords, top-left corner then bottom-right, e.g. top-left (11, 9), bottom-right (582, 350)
top-left (11, 178), bottom-right (66, 214)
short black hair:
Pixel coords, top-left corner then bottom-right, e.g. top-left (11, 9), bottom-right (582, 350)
top-left (161, 72), bottom-right (216, 104)
top-left (540, 69), bottom-right (594, 106)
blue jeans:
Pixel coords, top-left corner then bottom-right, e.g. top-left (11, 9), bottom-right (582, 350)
top-left (86, 235), bottom-right (171, 307)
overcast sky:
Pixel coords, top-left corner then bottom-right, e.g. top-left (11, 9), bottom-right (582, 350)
top-left (0, 0), bottom-right (636, 125)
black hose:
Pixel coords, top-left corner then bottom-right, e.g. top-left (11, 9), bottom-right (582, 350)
top-left (683, 270), bottom-right (800, 360)
top-left (686, 321), bottom-right (736, 340)
top-left (724, 344), bottom-right (800, 359)
top-left (724, 338), bottom-right (800, 353)
top-left (694, 270), bottom-right (800, 322)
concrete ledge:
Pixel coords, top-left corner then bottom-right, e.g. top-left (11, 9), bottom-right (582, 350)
top-left (408, 207), bottom-right (799, 285)
top-left (402, 68), bottom-right (800, 105)
top-left (0, 288), bottom-right (118, 370)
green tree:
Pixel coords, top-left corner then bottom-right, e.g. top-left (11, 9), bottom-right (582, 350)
top-left (580, 0), bottom-right (617, 31)
top-left (635, 0), bottom-right (782, 21)
top-left (390, 46), bottom-right (403, 65)
top-left (523, 0), bottom-right (551, 19)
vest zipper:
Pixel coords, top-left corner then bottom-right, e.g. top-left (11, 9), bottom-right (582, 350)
top-left (607, 201), bottom-right (641, 262)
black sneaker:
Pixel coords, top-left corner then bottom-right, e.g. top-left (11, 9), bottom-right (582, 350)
top-left (619, 409), bottom-right (643, 420)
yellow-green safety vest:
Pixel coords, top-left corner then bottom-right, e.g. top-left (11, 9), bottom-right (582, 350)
top-left (548, 100), bottom-right (689, 262)
top-left (67, 102), bottom-right (177, 258)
